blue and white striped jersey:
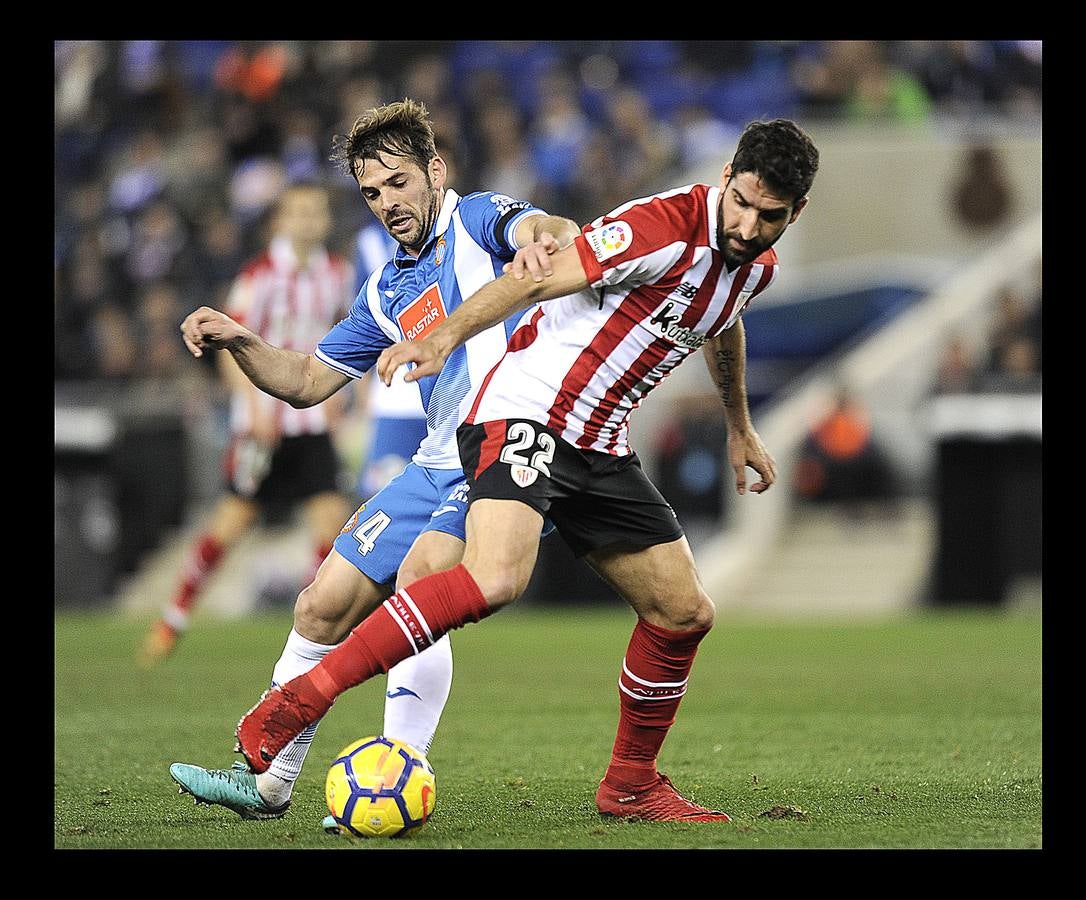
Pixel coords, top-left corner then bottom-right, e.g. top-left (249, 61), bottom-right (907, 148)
top-left (354, 220), bottom-right (427, 421)
top-left (316, 188), bottom-right (546, 469)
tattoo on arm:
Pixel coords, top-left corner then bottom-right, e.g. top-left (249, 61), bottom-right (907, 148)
top-left (714, 349), bottom-right (735, 408)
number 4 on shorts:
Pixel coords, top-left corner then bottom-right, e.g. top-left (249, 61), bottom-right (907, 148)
top-left (353, 510), bottom-right (391, 555)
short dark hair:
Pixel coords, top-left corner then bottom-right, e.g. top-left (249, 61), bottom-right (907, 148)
top-left (330, 98), bottom-right (437, 180)
top-left (731, 119), bottom-right (819, 203)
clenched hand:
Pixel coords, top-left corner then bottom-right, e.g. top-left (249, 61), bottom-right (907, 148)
top-left (180, 307), bottom-right (250, 358)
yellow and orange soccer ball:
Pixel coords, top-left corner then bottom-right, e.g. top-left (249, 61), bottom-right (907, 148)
top-left (325, 736), bottom-right (436, 838)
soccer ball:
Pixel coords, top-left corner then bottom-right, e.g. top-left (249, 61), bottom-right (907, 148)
top-left (325, 735), bottom-right (436, 838)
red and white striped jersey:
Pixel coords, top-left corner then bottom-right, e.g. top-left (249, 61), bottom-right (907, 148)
top-left (226, 236), bottom-right (354, 436)
top-left (466, 183), bottom-right (779, 456)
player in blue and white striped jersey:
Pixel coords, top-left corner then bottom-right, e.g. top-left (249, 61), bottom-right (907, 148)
top-left (168, 99), bottom-right (579, 823)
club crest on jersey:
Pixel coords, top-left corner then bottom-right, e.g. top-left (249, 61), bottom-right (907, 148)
top-left (434, 236), bottom-right (447, 266)
top-left (586, 221), bottom-right (632, 262)
top-left (397, 283), bottom-right (447, 342)
top-left (510, 464), bottom-right (538, 488)
top-left (340, 506), bottom-right (363, 534)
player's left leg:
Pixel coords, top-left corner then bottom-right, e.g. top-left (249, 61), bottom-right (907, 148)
top-left (585, 538), bottom-right (729, 822)
top-left (252, 463), bottom-right (455, 804)
top-left (279, 433), bottom-right (352, 584)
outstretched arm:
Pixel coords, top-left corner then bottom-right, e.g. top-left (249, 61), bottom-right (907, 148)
top-left (703, 319), bottom-right (777, 495)
top-left (181, 306), bottom-right (350, 408)
top-left (376, 240), bottom-right (591, 385)
top-left (505, 214), bottom-right (582, 281)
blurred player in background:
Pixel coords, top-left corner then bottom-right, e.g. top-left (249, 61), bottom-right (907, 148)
top-left (169, 99), bottom-right (580, 822)
top-left (233, 119), bottom-right (819, 823)
top-left (139, 182), bottom-right (355, 667)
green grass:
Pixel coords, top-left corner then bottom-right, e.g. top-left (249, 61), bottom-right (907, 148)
top-left (55, 606), bottom-right (1041, 850)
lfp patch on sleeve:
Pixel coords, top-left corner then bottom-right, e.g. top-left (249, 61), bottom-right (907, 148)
top-left (585, 221), bottom-right (633, 263)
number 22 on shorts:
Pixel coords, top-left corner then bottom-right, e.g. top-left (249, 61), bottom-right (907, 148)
top-left (499, 421), bottom-right (555, 488)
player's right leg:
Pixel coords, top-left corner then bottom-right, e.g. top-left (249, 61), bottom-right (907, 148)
top-left (253, 549), bottom-right (389, 805)
top-left (323, 528), bottom-right (467, 833)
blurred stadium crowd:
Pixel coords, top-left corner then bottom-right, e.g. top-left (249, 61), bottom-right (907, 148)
top-left (55, 40), bottom-right (1042, 384)
top-left (934, 276), bottom-right (1043, 396)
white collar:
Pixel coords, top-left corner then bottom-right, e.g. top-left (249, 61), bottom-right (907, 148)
top-left (706, 186), bottom-right (721, 252)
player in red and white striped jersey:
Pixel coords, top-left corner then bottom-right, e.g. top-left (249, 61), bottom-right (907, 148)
top-left (235, 120), bottom-right (819, 823)
top-left (464, 181), bottom-right (780, 456)
top-left (140, 183), bottom-right (355, 667)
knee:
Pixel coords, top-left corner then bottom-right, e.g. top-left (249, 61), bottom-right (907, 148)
top-left (690, 593), bottom-right (716, 632)
top-left (293, 581), bottom-right (351, 644)
top-left (463, 563), bottom-right (529, 611)
top-left (660, 590), bottom-right (716, 633)
top-left (395, 558), bottom-right (438, 593)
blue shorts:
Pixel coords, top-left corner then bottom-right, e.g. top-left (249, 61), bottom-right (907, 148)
top-left (334, 463), bottom-right (470, 588)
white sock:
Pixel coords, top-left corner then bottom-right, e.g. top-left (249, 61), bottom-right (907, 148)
top-left (382, 634), bottom-right (453, 756)
top-left (255, 628), bottom-right (337, 806)
top-left (161, 605), bottom-right (190, 632)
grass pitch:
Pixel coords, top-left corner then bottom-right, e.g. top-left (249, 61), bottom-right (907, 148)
top-left (55, 605), bottom-right (1041, 850)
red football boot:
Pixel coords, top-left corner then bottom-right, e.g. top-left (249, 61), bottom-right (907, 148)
top-left (595, 773), bottom-right (732, 822)
top-left (234, 682), bottom-right (333, 774)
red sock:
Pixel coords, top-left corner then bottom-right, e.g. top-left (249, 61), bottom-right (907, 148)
top-left (301, 564), bottom-right (492, 704)
top-left (603, 618), bottom-right (709, 793)
top-left (166, 534), bottom-right (225, 625)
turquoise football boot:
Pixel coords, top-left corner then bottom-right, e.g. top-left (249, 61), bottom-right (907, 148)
top-left (322, 815), bottom-right (343, 834)
top-left (170, 761), bottom-right (290, 820)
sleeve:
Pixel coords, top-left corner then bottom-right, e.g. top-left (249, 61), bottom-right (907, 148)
top-left (457, 191), bottom-right (547, 260)
top-left (314, 278), bottom-right (393, 380)
top-left (573, 191), bottom-right (699, 292)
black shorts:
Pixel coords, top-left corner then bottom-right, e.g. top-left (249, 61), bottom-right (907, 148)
top-left (457, 418), bottom-right (684, 558)
top-left (224, 433), bottom-right (340, 504)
